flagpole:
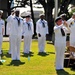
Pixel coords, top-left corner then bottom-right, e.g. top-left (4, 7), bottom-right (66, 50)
top-left (55, 0), bottom-right (58, 19)
top-left (52, 0), bottom-right (58, 44)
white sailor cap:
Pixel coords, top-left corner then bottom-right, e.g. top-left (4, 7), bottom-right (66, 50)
top-left (25, 15), bottom-right (31, 18)
top-left (11, 9), bottom-right (14, 12)
top-left (14, 9), bottom-right (20, 13)
top-left (55, 17), bottom-right (62, 22)
top-left (25, 12), bottom-right (31, 18)
top-left (60, 13), bottom-right (66, 17)
top-left (73, 12), bottom-right (75, 15)
top-left (0, 10), bottom-right (3, 14)
top-left (20, 11), bottom-right (31, 18)
top-left (39, 13), bottom-right (45, 17)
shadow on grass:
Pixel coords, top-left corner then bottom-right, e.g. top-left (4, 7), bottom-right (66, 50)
top-left (71, 66), bottom-right (75, 72)
top-left (0, 62), bottom-right (3, 65)
top-left (1, 50), bottom-right (11, 58)
top-left (7, 60), bottom-right (25, 66)
top-left (38, 52), bottom-right (49, 56)
top-left (48, 52), bottom-right (55, 54)
top-left (21, 52), bottom-right (34, 58)
top-left (4, 53), bottom-right (11, 58)
top-left (56, 69), bottom-right (70, 75)
top-left (71, 68), bottom-right (75, 72)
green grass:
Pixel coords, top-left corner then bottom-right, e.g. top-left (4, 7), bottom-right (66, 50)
top-left (0, 40), bottom-right (75, 75)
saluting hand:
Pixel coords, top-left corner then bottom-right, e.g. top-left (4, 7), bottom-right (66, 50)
top-left (64, 21), bottom-right (68, 27)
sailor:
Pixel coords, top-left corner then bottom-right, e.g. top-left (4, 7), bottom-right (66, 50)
top-left (0, 10), bottom-right (5, 54)
top-left (23, 13), bottom-right (34, 54)
top-left (10, 10), bottom-right (23, 60)
top-left (67, 13), bottom-right (75, 47)
top-left (60, 13), bottom-right (70, 47)
top-left (6, 10), bottom-right (14, 54)
top-left (54, 17), bottom-right (70, 70)
top-left (36, 14), bottom-right (48, 53)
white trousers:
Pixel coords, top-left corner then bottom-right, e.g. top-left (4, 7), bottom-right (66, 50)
top-left (0, 35), bottom-right (3, 54)
top-left (11, 35), bottom-right (21, 60)
top-left (24, 35), bottom-right (32, 53)
top-left (8, 35), bottom-right (12, 54)
top-left (55, 41), bottom-right (65, 70)
top-left (38, 36), bottom-right (46, 52)
top-left (70, 37), bottom-right (75, 47)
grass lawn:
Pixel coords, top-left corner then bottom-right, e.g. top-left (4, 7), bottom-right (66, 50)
top-left (0, 40), bottom-right (75, 75)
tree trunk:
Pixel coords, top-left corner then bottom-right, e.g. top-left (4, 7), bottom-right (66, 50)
top-left (30, 0), bottom-right (36, 37)
top-left (46, 0), bottom-right (54, 40)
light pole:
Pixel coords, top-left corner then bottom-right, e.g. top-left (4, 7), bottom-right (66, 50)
top-left (52, 0), bottom-right (58, 43)
top-left (55, 0), bottom-right (58, 19)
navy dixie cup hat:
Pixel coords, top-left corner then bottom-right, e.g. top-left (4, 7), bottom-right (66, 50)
top-left (55, 17), bottom-right (62, 22)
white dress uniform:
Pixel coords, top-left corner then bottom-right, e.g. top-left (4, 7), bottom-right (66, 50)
top-left (67, 18), bottom-right (75, 47)
top-left (6, 15), bottom-right (14, 54)
top-left (23, 19), bottom-right (34, 54)
top-left (54, 24), bottom-right (69, 70)
top-left (0, 19), bottom-right (4, 54)
top-left (10, 16), bottom-right (23, 60)
top-left (36, 19), bottom-right (48, 52)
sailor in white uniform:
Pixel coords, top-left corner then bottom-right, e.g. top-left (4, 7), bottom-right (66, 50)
top-left (36, 14), bottom-right (48, 53)
top-left (60, 14), bottom-right (70, 47)
top-left (23, 14), bottom-right (34, 54)
top-left (54, 17), bottom-right (70, 70)
top-left (0, 10), bottom-right (5, 54)
top-left (67, 13), bottom-right (75, 57)
top-left (67, 13), bottom-right (75, 47)
top-left (10, 10), bottom-right (23, 60)
top-left (6, 10), bottom-right (14, 54)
